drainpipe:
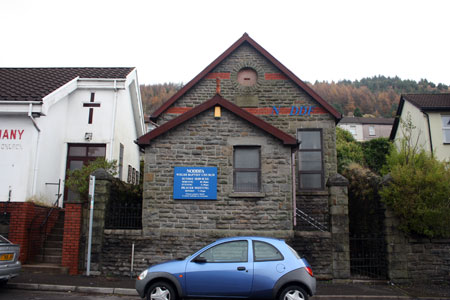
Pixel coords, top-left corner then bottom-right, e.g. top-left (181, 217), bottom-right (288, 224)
top-left (423, 112), bottom-right (434, 157)
top-left (291, 146), bottom-right (298, 227)
top-left (109, 80), bottom-right (119, 160)
top-left (28, 103), bottom-right (41, 196)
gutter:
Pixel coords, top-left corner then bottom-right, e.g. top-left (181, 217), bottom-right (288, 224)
top-left (423, 111), bottom-right (434, 157)
top-left (28, 103), bottom-right (41, 196)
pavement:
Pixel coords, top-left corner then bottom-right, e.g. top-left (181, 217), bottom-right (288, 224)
top-left (6, 268), bottom-right (450, 300)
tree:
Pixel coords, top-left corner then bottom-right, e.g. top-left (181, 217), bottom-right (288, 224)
top-left (380, 117), bottom-right (450, 238)
top-left (353, 107), bottom-right (362, 117)
top-left (65, 158), bottom-right (117, 201)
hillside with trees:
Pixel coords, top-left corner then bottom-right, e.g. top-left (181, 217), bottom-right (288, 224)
top-left (140, 76), bottom-right (449, 117)
top-left (310, 76), bottom-right (449, 117)
top-left (140, 83), bottom-right (182, 114)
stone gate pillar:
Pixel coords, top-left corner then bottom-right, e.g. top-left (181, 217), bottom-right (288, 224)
top-left (81, 168), bottom-right (113, 275)
top-left (327, 174), bottom-right (350, 279)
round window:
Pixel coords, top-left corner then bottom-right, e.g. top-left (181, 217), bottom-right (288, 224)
top-left (237, 68), bottom-right (258, 87)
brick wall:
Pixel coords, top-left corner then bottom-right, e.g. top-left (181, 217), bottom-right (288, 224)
top-left (0, 202), bottom-right (60, 263)
top-left (62, 203), bottom-right (82, 275)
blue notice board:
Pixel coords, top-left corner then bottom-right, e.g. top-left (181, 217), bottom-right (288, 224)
top-left (173, 167), bottom-right (217, 200)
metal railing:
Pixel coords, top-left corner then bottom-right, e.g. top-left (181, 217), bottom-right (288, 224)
top-left (295, 208), bottom-right (328, 232)
top-left (105, 201), bottom-right (142, 229)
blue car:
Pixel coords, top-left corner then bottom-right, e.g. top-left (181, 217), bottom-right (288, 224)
top-left (136, 236), bottom-right (316, 300)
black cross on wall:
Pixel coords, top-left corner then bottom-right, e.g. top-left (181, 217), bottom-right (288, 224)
top-left (83, 93), bottom-right (101, 124)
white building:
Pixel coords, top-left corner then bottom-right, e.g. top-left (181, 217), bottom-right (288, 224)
top-left (390, 93), bottom-right (450, 162)
top-left (338, 117), bottom-right (394, 142)
top-left (0, 68), bottom-right (145, 205)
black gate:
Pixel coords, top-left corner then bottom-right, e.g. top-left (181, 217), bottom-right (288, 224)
top-left (350, 233), bottom-right (387, 278)
top-left (348, 174), bottom-right (387, 279)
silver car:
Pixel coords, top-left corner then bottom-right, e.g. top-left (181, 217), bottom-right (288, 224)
top-left (0, 235), bottom-right (21, 286)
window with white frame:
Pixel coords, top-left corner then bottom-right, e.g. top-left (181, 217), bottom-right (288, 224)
top-left (442, 115), bottom-right (450, 143)
top-left (369, 125), bottom-right (376, 136)
top-left (297, 129), bottom-right (324, 190)
top-left (349, 125), bottom-right (357, 137)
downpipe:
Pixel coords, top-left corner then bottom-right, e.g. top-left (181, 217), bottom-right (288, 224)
top-left (28, 103), bottom-right (41, 196)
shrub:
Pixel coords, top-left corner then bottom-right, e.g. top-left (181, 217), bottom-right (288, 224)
top-left (65, 158), bottom-right (117, 201)
top-left (362, 138), bottom-right (392, 174)
top-left (336, 127), bottom-right (365, 173)
top-left (380, 115), bottom-right (450, 238)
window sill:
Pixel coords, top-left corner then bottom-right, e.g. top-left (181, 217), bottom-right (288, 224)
top-left (297, 190), bottom-right (329, 196)
top-left (229, 192), bottom-right (266, 198)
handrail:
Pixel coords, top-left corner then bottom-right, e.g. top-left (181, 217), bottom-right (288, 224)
top-left (295, 208), bottom-right (328, 232)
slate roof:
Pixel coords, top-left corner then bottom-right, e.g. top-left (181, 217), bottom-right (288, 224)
top-left (0, 67), bottom-right (134, 102)
top-left (390, 93), bottom-right (450, 140)
top-left (339, 117), bottom-right (394, 125)
top-left (151, 33), bottom-right (341, 121)
top-left (402, 93), bottom-right (450, 110)
top-left (138, 94), bottom-right (298, 147)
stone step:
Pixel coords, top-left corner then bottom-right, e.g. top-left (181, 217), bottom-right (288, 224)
top-left (46, 234), bottom-right (64, 242)
top-left (42, 247), bottom-right (62, 256)
top-left (34, 254), bottom-right (62, 264)
top-left (45, 240), bottom-right (63, 249)
top-left (22, 263), bottom-right (68, 275)
top-left (50, 227), bottom-right (64, 235)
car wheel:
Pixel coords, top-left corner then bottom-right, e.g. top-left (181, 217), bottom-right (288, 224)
top-left (147, 281), bottom-right (176, 300)
top-left (279, 285), bottom-right (308, 300)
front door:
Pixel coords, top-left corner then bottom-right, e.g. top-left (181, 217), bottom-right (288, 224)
top-left (185, 240), bottom-right (253, 297)
top-left (64, 144), bottom-right (106, 201)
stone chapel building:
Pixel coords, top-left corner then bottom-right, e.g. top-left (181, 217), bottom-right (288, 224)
top-left (136, 34), bottom-right (350, 279)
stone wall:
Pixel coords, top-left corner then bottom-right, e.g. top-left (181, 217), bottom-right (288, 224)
top-left (143, 109), bottom-right (294, 236)
top-left (385, 208), bottom-right (450, 284)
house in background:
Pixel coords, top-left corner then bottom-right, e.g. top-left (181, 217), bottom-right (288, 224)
top-left (338, 117), bottom-right (394, 142)
top-left (390, 93), bottom-right (450, 161)
top-left (0, 68), bottom-right (145, 206)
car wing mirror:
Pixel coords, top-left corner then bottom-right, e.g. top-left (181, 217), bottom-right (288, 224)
top-left (193, 256), bottom-right (207, 263)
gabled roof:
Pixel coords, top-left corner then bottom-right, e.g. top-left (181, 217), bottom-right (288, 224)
top-left (151, 33), bottom-right (341, 120)
top-left (0, 67), bottom-right (134, 102)
top-left (340, 117), bottom-right (394, 125)
top-left (402, 93), bottom-right (450, 111)
top-left (390, 93), bottom-right (450, 140)
top-left (138, 94), bottom-right (298, 146)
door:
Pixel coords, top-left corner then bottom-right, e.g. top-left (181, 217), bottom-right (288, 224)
top-left (185, 240), bottom-right (253, 297)
top-left (64, 144), bottom-right (106, 201)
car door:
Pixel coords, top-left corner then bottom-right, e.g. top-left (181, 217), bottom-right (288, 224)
top-left (185, 240), bottom-right (253, 297)
top-left (251, 240), bottom-right (285, 298)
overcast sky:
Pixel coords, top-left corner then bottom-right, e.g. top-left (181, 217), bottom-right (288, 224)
top-left (1, 0), bottom-right (449, 85)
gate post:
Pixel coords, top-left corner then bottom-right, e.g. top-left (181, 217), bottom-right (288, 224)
top-left (327, 174), bottom-right (350, 279)
top-left (81, 168), bottom-right (112, 275)
top-left (62, 201), bottom-right (83, 274)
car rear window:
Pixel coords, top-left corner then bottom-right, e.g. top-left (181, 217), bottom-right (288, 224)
top-left (253, 241), bottom-right (283, 262)
top-left (287, 244), bottom-right (301, 260)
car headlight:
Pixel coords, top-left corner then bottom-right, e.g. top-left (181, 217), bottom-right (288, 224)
top-left (137, 269), bottom-right (148, 280)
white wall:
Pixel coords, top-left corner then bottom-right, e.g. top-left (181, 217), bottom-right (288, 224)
top-left (429, 112), bottom-right (450, 162)
top-left (0, 116), bottom-right (37, 202)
